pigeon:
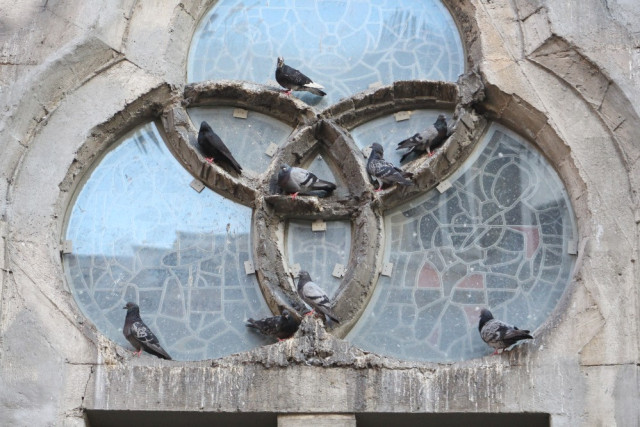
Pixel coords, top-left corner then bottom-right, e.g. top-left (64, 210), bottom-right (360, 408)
top-left (246, 309), bottom-right (300, 341)
top-left (275, 57), bottom-right (326, 97)
top-left (396, 114), bottom-right (448, 162)
top-left (478, 308), bottom-right (533, 355)
top-left (366, 143), bottom-right (413, 191)
top-left (197, 121), bottom-right (242, 174)
top-left (297, 270), bottom-right (340, 324)
top-left (122, 302), bottom-right (172, 360)
top-left (278, 163), bottom-right (337, 199)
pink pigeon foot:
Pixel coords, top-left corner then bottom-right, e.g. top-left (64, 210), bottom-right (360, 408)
top-left (205, 157), bottom-right (214, 163)
top-left (290, 192), bottom-right (299, 200)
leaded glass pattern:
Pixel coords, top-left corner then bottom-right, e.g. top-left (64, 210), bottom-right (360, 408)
top-left (287, 220), bottom-right (351, 298)
top-left (64, 123), bottom-right (272, 361)
top-left (351, 109), bottom-right (453, 165)
top-left (188, 107), bottom-right (293, 175)
top-left (347, 125), bottom-right (577, 362)
top-left (188, 0), bottom-right (465, 106)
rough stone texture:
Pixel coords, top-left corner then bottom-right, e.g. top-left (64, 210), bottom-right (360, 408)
top-left (0, 1), bottom-right (639, 426)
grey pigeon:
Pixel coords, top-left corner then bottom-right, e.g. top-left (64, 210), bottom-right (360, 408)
top-left (397, 114), bottom-right (448, 162)
top-left (275, 57), bottom-right (326, 96)
top-left (123, 302), bottom-right (172, 360)
top-left (197, 121), bottom-right (242, 174)
top-left (297, 270), bottom-right (340, 324)
top-left (479, 308), bottom-right (533, 355)
top-left (246, 309), bottom-right (300, 341)
top-left (366, 143), bottom-right (413, 191)
top-left (278, 163), bottom-right (337, 199)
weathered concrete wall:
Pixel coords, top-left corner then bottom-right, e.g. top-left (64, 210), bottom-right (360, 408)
top-left (0, 0), bottom-right (639, 426)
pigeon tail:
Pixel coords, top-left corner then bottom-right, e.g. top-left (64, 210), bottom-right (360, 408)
top-left (302, 84), bottom-right (326, 97)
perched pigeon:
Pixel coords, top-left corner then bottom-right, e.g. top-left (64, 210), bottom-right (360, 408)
top-left (366, 143), bottom-right (413, 191)
top-left (123, 302), bottom-right (172, 360)
top-left (275, 57), bottom-right (326, 97)
top-left (278, 164), bottom-right (337, 199)
top-left (479, 308), bottom-right (533, 355)
top-left (197, 121), bottom-right (242, 174)
top-left (297, 270), bottom-right (340, 324)
top-left (397, 114), bottom-right (448, 162)
top-left (246, 309), bottom-right (300, 341)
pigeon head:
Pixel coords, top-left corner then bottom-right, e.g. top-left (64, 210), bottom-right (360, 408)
top-left (282, 309), bottom-right (291, 320)
top-left (280, 163), bottom-right (291, 172)
top-left (123, 302), bottom-right (140, 312)
top-left (200, 121), bottom-right (212, 132)
top-left (371, 143), bottom-right (384, 155)
top-left (298, 270), bottom-right (312, 283)
top-left (478, 308), bottom-right (494, 330)
top-left (277, 57), bottom-right (285, 68)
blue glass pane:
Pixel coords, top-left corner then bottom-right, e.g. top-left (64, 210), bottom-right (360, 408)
top-left (351, 109), bottom-right (453, 165)
top-left (188, 0), bottom-right (465, 106)
top-left (287, 220), bottom-right (351, 298)
top-left (188, 107), bottom-right (294, 174)
top-left (347, 124), bottom-right (577, 362)
top-left (64, 123), bottom-right (272, 361)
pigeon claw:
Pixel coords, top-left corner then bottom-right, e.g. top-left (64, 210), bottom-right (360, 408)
top-left (205, 157), bottom-right (214, 163)
top-left (427, 151), bottom-right (434, 157)
top-left (290, 192), bottom-right (299, 200)
top-left (304, 309), bottom-right (315, 316)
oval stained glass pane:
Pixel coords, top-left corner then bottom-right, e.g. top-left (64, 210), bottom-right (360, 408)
top-left (188, 107), bottom-right (294, 175)
top-left (351, 109), bottom-right (454, 166)
top-left (286, 219), bottom-right (351, 299)
top-left (188, 0), bottom-right (465, 106)
top-left (347, 124), bottom-right (577, 362)
top-left (64, 123), bottom-right (272, 361)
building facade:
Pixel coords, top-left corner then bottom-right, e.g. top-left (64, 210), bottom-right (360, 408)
top-left (1, 0), bottom-right (639, 425)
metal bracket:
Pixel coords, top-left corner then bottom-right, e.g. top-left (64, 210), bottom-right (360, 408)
top-left (332, 264), bottom-right (346, 278)
top-left (394, 111), bottom-right (411, 122)
top-left (244, 260), bottom-right (255, 275)
top-left (265, 142), bottom-right (278, 157)
top-left (61, 240), bottom-right (73, 254)
top-left (381, 262), bottom-right (394, 277)
top-left (233, 108), bottom-right (248, 119)
top-left (290, 263), bottom-right (301, 278)
top-left (311, 219), bottom-right (327, 232)
top-left (436, 179), bottom-right (452, 193)
top-left (190, 179), bottom-right (205, 193)
top-left (567, 239), bottom-right (578, 255)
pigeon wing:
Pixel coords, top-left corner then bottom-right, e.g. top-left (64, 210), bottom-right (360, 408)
top-left (301, 281), bottom-right (340, 323)
top-left (290, 167), bottom-right (336, 195)
top-left (131, 320), bottom-right (172, 360)
top-left (370, 159), bottom-right (413, 186)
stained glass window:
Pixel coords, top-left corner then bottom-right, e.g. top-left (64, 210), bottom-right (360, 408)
top-left (188, 0), bottom-right (465, 106)
top-left (64, 123), bottom-right (272, 361)
top-left (347, 124), bottom-right (577, 361)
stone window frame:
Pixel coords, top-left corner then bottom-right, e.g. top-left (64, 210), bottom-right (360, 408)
top-left (8, 0), bottom-right (639, 422)
top-left (54, 1), bottom-right (589, 353)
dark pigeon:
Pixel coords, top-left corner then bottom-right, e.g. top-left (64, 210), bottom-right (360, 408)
top-left (278, 163), bottom-right (337, 199)
top-left (275, 57), bottom-right (326, 96)
top-left (297, 270), bottom-right (340, 324)
top-left (197, 121), bottom-right (242, 174)
top-left (246, 309), bottom-right (300, 341)
top-left (397, 114), bottom-right (448, 162)
top-left (479, 308), bottom-right (533, 355)
top-left (123, 302), bottom-right (172, 360)
top-left (366, 143), bottom-right (413, 191)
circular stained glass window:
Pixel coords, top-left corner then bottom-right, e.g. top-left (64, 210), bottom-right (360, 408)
top-left (64, 123), bottom-right (273, 360)
top-left (188, 0), bottom-right (465, 106)
top-left (347, 124), bottom-right (577, 361)
top-left (64, 1), bottom-right (577, 364)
